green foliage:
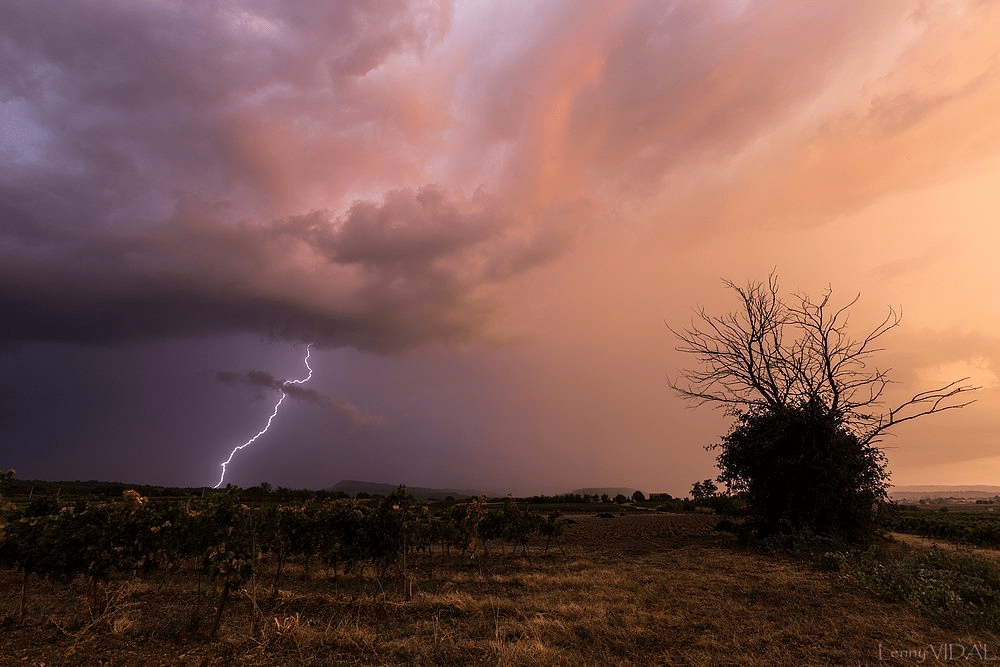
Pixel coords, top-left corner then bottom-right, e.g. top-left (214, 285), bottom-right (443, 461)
top-left (835, 547), bottom-right (1000, 630)
top-left (748, 528), bottom-right (849, 567)
top-left (690, 479), bottom-right (718, 501)
top-left (527, 492), bottom-right (600, 504)
top-left (0, 490), bottom-right (551, 576)
top-left (880, 507), bottom-right (1000, 547)
top-left (751, 522), bottom-right (1000, 631)
top-left (364, 487), bottom-right (420, 569)
top-left (201, 489), bottom-right (257, 588)
top-left (689, 479), bottom-right (745, 515)
top-left (656, 498), bottom-right (695, 513)
top-left (714, 401), bottom-right (888, 544)
top-left (0, 484), bottom-right (557, 631)
top-left (0, 489), bottom-right (170, 586)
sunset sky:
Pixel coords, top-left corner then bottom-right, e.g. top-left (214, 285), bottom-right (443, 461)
top-left (2, 0), bottom-right (999, 496)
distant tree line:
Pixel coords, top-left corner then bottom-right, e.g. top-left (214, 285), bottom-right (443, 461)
top-left (0, 479), bottom-right (353, 504)
top-left (526, 491), bottom-right (651, 504)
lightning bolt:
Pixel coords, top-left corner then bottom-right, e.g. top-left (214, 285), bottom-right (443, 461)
top-left (213, 344), bottom-right (314, 488)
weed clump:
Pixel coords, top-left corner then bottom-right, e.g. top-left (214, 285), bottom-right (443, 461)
top-left (741, 526), bottom-right (1000, 631)
top-left (836, 546), bottom-right (1000, 630)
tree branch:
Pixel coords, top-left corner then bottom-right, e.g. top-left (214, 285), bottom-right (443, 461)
top-left (863, 378), bottom-right (980, 444)
top-left (669, 274), bottom-right (979, 442)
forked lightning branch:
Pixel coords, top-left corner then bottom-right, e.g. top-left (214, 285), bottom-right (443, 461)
top-left (213, 344), bottom-right (314, 488)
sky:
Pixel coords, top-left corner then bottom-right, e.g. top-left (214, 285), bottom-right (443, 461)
top-left (2, 0), bottom-right (999, 496)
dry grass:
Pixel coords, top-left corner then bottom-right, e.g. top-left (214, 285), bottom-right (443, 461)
top-left (2, 513), bottom-right (997, 665)
top-left (888, 531), bottom-right (1000, 563)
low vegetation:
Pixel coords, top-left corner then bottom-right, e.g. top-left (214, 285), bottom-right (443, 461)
top-left (2, 483), bottom-right (1000, 665)
top-left (882, 505), bottom-right (1000, 547)
top-left (835, 544), bottom-right (1000, 630)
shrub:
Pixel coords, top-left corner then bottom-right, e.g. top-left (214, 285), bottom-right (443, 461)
top-left (839, 546), bottom-right (1000, 630)
top-left (715, 401), bottom-right (888, 544)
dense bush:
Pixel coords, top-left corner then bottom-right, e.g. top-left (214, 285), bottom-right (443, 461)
top-left (714, 401), bottom-right (888, 544)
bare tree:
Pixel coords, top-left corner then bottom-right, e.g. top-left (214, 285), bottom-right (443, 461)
top-left (669, 274), bottom-right (978, 445)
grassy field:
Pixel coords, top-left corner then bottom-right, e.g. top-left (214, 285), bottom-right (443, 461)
top-left (2, 512), bottom-right (998, 666)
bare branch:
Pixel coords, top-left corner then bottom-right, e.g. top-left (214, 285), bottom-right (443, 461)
top-left (668, 274), bottom-right (979, 441)
top-left (863, 379), bottom-right (981, 444)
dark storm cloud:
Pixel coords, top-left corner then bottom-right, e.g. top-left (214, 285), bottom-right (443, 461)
top-left (2, 0), bottom-right (954, 357)
top-left (1, 185), bottom-right (566, 351)
top-left (216, 368), bottom-right (382, 428)
top-left (0, 1), bottom-right (573, 352)
top-left (216, 369), bottom-right (282, 395)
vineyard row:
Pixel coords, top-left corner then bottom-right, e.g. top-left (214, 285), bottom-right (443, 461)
top-left (0, 487), bottom-right (563, 633)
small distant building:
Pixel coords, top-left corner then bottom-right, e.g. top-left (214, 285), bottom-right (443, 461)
top-left (649, 492), bottom-right (673, 501)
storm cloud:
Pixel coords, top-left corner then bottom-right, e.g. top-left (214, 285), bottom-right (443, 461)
top-left (0, 0), bottom-right (570, 352)
top-left (216, 368), bottom-right (382, 428)
top-left (3, 0), bottom-right (1000, 493)
top-left (5, 0), bottom-right (977, 352)
top-left (0, 183), bottom-right (567, 350)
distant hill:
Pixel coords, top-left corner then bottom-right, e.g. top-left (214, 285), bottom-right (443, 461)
top-left (890, 485), bottom-right (1000, 501)
top-left (326, 480), bottom-right (492, 500)
top-left (570, 487), bottom-right (640, 498)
